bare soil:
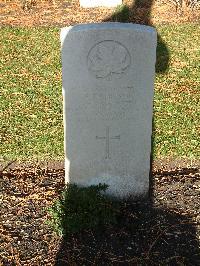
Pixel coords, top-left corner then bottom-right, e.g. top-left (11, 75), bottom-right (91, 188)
top-left (1, 160), bottom-right (200, 265)
top-left (0, 0), bottom-right (199, 27)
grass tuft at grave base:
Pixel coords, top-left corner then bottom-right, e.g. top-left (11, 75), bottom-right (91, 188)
top-left (0, 24), bottom-right (200, 162)
top-left (47, 183), bottom-right (120, 236)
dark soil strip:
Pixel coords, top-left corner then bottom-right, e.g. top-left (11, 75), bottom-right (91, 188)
top-left (1, 164), bottom-right (200, 265)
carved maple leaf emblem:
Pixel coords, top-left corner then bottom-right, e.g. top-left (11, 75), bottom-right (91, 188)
top-left (88, 41), bottom-right (131, 79)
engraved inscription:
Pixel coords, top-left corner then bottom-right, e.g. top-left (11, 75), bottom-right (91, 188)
top-left (67, 86), bottom-right (135, 121)
top-left (96, 126), bottom-right (120, 159)
top-left (87, 40), bottom-right (131, 79)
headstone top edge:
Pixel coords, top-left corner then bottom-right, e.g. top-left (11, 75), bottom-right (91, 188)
top-left (60, 26), bottom-right (73, 46)
top-left (60, 23), bottom-right (157, 36)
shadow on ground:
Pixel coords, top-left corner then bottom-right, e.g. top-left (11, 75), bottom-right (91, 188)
top-left (104, 0), bottom-right (170, 74)
top-left (104, 0), bottom-right (170, 167)
top-left (55, 166), bottom-right (200, 265)
top-left (55, 2), bottom-right (198, 265)
top-left (55, 201), bottom-right (199, 265)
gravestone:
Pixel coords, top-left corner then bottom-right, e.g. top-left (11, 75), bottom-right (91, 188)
top-left (80, 0), bottom-right (122, 8)
top-left (61, 23), bottom-right (157, 198)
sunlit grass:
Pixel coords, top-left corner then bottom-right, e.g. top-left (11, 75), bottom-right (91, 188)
top-left (0, 28), bottom-right (63, 161)
top-left (154, 23), bottom-right (200, 159)
top-left (0, 24), bottom-right (199, 161)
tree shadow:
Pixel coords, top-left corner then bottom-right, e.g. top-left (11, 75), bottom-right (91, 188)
top-left (55, 199), bottom-right (199, 265)
top-left (103, 0), bottom-right (170, 74)
top-left (103, 0), bottom-right (170, 177)
top-left (103, 0), bottom-right (169, 186)
top-left (54, 2), bottom-right (199, 265)
top-left (55, 168), bottom-right (199, 265)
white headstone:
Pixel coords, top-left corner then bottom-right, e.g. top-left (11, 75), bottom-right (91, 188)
top-left (61, 23), bottom-right (157, 199)
top-left (80, 0), bottom-right (122, 8)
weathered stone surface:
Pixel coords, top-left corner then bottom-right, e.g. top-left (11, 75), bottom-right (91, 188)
top-left (80, 0), bottom-right (122, 8)
top-left (61, 23), bottom-right (157, 198)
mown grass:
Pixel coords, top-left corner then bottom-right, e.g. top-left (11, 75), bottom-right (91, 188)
top-left (154, 24), bottom-right (200, 158)
top-left (0, 24), bottom-right (199, 161)
top-left (0, 28), bottom-right (63, 161)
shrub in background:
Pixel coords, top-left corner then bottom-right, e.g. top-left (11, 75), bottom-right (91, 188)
top-left (47, 183), bottom-right (119, 236)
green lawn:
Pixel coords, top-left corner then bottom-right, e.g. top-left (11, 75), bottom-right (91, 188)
top-left (0, 24), bottom-right (199, 161)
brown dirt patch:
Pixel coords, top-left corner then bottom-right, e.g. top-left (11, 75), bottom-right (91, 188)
top-left (1, 162), bottom-right (200, 265)
top-left (0, 0), bottom-right (199, 27)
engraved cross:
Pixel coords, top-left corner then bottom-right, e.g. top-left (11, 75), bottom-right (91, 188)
top-left (96, 126), bottom-right (120, 159)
